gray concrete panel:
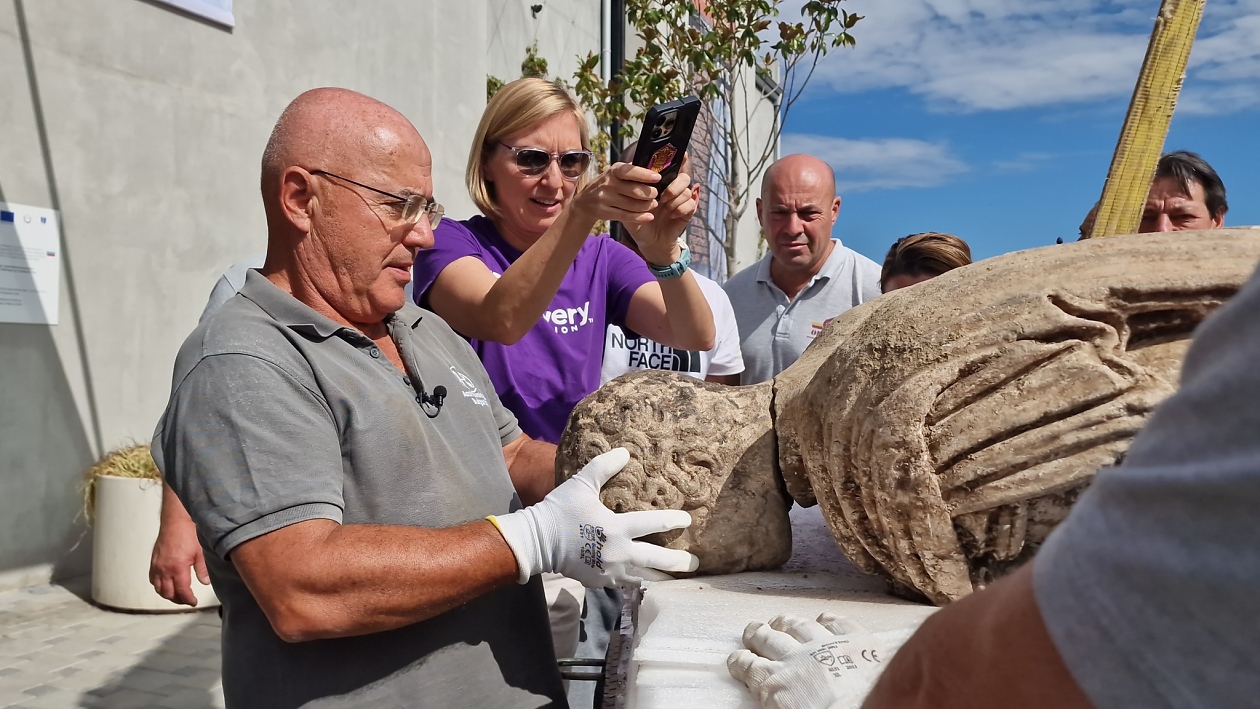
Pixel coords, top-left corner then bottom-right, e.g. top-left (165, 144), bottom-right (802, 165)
top-left (0, 0), bottom-right (489, 579)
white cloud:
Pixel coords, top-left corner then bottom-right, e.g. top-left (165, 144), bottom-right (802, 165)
top-left (991, 152), bottom-right (1056, 173)
top-left (1178, 10), bottom-right (1260, 113)
top-left (781, 133), bottom-right (969, 191)
top-left (793, 0), bottom-right (1260, 115)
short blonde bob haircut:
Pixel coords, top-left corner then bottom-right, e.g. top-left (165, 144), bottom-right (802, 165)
top-left (466, 77), bottom-right (592, 219)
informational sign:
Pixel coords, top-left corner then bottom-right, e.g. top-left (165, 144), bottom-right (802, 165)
top-left (149, 0), bottom-right (234, 27)
top-left (0, 202), bottom-right (60, 325)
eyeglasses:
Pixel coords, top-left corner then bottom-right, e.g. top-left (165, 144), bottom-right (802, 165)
top-left (499, 144), bottom-right (592, 180)
top-left (310, 170), bottom-right (444, 229)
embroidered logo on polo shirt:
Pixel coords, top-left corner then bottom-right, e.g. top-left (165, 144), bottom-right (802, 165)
top-left (449, 366), bottom-right (488, 407)
top-left (809, 317), bottom-right (837, 340)
top-left (543, 301), bottom-right (592, 335)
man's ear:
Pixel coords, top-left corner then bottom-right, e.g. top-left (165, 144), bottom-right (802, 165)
top-left (832, 196), bottom-right (842, 222)
top-left (1213, 212), bottom-right (1225, 228)
top-left (278, 167), bottom-right (316, 234)
top-left (755, 197), bottom-right (764, 227)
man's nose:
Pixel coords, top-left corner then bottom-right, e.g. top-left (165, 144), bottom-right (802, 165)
top-left (785, 212), bottom-right (806, 234)
top-left (406, 218), bottom-right (435, 250)
top-left (1154, 213), bottom-right (1175, 232)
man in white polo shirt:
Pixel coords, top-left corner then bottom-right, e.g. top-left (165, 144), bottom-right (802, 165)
top-left (723, 154), bottom-right (881, 384)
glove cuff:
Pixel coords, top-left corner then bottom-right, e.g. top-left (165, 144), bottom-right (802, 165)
top-left (488, 512), bottom-right (547, 584)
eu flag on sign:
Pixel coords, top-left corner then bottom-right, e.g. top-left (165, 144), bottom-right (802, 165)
top-left (0, 211), bottom-right (13, 222)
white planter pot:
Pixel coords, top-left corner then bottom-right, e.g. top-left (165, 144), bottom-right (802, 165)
top-left (90, 474), bottom-right (219, 612)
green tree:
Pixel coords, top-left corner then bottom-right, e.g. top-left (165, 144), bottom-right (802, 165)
top-left (574, 0), bottom-right (860, 277)
top-left (488, 42), bottom-right (556, 100)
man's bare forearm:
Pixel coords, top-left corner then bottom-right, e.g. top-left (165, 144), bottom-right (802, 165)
top-left (502, 434), bottom-right (557, 506)
top-left (160, 481), bottom-right (196, 529)
top-left (862, 564), bottom-right (1093, 709)
top-left (231, 518), bottom-right (519, 643)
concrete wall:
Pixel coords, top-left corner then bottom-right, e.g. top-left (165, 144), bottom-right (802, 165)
top-left (0, 0), bottom-right (488, 585)
top-left (486, 0), bottom-right (601, 90)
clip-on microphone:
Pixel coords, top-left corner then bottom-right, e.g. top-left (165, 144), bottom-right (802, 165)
top-left (420, 385), bottom-right (447, 418)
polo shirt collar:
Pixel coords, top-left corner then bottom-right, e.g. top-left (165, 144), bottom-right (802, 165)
top-left (754, 252), bottom-right (775, 284)
top-left (814, 239), bottom-right (847, 280)
top-left (755, 239), bottom-right (845, 287)
top-left (238, 270), bottom-right (344, 338)
top-left (394, 302), bottom-right (426, 329)
top-left (239, 269), bottom-right (424, 339)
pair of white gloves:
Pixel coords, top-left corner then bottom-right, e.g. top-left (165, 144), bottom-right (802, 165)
top-left (491, 447), bottom-right (699, 588)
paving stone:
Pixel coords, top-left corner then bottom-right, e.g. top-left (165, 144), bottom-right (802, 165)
top-left (89, 687), bottom-right (166, 709)
top-left (168, 669), bottom-right (221, 690)
top-left (155, 686), bottom-right (221, 709)
top-left (20, 694), bottom-right (84, 709)
top-left (0, 583), bottom-right (224, 709)
top-left (20, 684), bottom-right (57, 697)
top-left (117, 667), bottom-right (184, 692)
top-left (77, 649), bottom-right (107, 660)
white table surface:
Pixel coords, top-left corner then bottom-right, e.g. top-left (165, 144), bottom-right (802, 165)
top-left (625, 505), bottom-right (938, 709)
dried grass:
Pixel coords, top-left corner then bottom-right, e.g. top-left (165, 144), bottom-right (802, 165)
top-left (83, 443), bottom-right (160, 523)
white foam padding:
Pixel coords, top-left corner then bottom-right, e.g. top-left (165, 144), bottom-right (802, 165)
top-left (624, 505), bottom-right (938, 708)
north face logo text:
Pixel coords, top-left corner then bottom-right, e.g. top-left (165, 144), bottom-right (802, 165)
top-left (611, 330), bottom-right (702, 373)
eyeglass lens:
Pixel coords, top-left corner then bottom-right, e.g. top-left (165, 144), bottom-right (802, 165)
top-left (513, 148), bottom-right (590, 178)
top-left (400, 195), bottom-right (446, 229)
top-left (400, 196), bottom-right (444, 229)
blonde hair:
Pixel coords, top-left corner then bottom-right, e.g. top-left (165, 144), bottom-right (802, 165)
top-left (466, 78), bottom-right (591, 218)
top-left (880, 232), bottom-right (972, 291)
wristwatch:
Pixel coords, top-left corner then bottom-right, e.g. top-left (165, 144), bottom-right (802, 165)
top-left (648, 242), bottom-right (692, 280)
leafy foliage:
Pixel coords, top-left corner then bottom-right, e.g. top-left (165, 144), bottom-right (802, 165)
top-left (489, 42), bottom-right (557, 100)
top-left (573, 0), bottom-right (860, 277)
top-left (521, 42), bottom-right (550, 79)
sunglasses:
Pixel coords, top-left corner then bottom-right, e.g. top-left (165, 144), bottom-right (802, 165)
top-left (310, 169), bottom-right (445, 229)
top-left (500, 144), bottom-right (592, 180)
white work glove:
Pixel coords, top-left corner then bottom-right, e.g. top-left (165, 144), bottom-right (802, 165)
top-left (728, 613), bottom-right (887, 709)
top-left (490, 447), bottom-right (699, 588)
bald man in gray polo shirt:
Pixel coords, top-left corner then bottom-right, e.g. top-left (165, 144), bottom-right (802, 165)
top-left (152, 88), bottom-right (695, 709)
top-left (723, 155), bottom-right (881, 384)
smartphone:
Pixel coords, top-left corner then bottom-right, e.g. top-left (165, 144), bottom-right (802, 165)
top-left (631, 96), bottom-right (701, 189)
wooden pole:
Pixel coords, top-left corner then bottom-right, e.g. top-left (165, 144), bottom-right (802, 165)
top-left (1087, 0), bottom-right (1206, 238)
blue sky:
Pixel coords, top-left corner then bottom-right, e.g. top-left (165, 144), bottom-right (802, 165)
top-left (782, 0), bottom-right (1260, 263)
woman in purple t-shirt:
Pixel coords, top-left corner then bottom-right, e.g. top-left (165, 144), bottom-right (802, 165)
top-left (411, 78), bottom-right (714, 444)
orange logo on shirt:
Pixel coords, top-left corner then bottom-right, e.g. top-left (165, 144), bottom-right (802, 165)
top-left (808, 317), bottom-right (837, 340)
